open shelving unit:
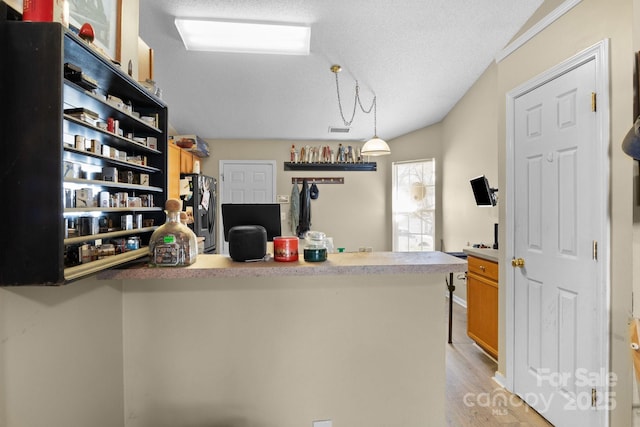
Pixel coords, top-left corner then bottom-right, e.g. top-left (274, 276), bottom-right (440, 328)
top-left (1, 21), bottom-right (168, 285)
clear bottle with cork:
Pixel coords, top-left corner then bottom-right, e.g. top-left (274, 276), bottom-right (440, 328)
top-left (148, 198), bottom-right (197, 266)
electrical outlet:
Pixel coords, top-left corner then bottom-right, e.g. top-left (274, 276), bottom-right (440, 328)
top-left (313, 420), bottom-right (332, 427)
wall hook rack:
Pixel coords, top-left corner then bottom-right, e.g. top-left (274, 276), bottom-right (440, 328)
top-left (292, 177), bottom-right (344, 185)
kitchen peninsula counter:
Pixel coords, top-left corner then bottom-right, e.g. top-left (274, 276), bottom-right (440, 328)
top-left (103, 251), bottom-right (465, 427)
top-left (100, 250), bottom-right (467, 279)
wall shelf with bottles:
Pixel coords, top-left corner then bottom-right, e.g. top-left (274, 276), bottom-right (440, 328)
top-left (283, 162), bottom-right (377, 172)
top-left (1, 22), bottom-right (168, 286)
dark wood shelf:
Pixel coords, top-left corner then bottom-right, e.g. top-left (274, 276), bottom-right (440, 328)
top-left (283, 162), bottom-right (376, 171)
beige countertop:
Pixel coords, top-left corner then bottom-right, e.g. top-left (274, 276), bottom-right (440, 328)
top-left (99, 251), bottom-right (468, 280)
top-left (463, 247), bottom-right (499, 262)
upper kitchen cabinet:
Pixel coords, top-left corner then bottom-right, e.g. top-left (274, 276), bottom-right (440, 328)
top-left (0, 22), bottom-right (168, 285)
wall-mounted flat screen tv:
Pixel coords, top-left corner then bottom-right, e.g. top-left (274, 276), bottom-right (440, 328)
top-left (470, 175), bottom-right (497, 207)
top-left (221, 203), bottom-right (282, 241)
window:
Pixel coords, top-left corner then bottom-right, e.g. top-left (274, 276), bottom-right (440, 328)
top-left (392, 159), bottom-right (436, 252)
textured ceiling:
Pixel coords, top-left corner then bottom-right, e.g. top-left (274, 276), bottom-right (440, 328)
top-left (139, 0), bottom-right (543, 142)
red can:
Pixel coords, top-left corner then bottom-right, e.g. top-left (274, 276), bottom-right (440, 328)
top-left (23, 0), bottom-right (67, 24)
top-left (273, 237), bottom-right (299, 262)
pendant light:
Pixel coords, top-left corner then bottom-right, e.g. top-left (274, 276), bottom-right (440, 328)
top-left (331, 65), bottom-right (390, 156)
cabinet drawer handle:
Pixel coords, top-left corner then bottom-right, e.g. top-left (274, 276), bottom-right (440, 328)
top-left (479, 265), bottom-right (486, 271)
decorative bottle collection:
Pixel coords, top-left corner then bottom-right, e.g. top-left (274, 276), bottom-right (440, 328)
top-left (289, 143), bottom-right (365, 163)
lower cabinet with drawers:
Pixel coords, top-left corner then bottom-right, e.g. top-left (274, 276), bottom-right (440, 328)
top-left (466, 253), bottom-right (499, 359)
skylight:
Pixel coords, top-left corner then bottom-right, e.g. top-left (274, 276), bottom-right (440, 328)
top-left (174, 18), bottom-right (311, 55)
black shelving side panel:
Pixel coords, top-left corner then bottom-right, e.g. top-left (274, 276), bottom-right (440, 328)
top-left (1, 22), bottom-right (65, 285)
top-left (1, 22), bottom-right (168, 285)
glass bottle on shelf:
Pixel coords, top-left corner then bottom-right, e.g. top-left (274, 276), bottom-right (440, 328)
top-left (148, 198), bottom-right (197, 267)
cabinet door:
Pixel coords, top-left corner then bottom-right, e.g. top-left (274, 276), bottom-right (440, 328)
top-left (467, 272), bottom-right (498, 359)
top-left (168, 143), bottom-right (181, 200)
top-left (180, 150), bottom-right (194, 174)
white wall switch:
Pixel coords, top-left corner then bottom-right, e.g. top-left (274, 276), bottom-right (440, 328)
top-left (313, 420), bottom-right (332, 427)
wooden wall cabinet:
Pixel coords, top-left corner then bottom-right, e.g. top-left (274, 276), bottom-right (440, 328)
top-left (167, 143), bottom-right (198, 200)
top-left (180, 149), bottom-right (195, 174)
top-left (167, 143), bottom-right (181, 200)
top-left (466, 255), bottom-right (499, 359)
top-left (1, 22), bottom-right (168, 285)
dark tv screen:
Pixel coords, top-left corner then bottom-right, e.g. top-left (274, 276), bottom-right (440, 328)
top-left (221, 203), bottom-right (282, 241)
top-left (470, 175), bottom-right (497, 207)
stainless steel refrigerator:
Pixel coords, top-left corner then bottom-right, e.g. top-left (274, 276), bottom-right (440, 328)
top-left (180, 173), bottom-right (216, 253)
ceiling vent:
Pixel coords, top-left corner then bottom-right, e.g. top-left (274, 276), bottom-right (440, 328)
top-left (328, 126), bottom-right (350, 133)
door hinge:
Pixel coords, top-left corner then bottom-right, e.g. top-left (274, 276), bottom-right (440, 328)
top-left (592, 388), bottom-right (597, 407)
top-left (592, 240), bottom-right (598, 261)
top-left (591, 92), bottom-right (597, 112)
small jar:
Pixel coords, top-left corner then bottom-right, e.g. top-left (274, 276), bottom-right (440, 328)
top-left (274, 236), bottom-right (299, 262)
top-left (304, 231), bottom-right (327, 262)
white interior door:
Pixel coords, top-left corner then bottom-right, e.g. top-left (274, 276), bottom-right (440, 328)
top-left (511, 52), bottom-right (608, 427)
top-left (218, 160), bottom-right (276, 254)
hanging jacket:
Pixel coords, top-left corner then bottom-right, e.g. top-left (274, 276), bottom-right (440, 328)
top-left (298, 179), bottom-right (311, 237)
top-left (290, 182), bottom-right (300, 235)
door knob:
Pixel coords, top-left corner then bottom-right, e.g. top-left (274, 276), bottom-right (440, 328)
top-left (511, 257), bottom-right (525, 268)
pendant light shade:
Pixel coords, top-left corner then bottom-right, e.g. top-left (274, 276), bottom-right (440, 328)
top-left (361, 136), bottom-right (390, 156)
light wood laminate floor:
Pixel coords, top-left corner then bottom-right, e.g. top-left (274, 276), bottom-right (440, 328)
top-left (446, 300), bottom-right (554, 426)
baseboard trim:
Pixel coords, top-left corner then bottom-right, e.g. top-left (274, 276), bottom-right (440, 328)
top-left (452, 293), bottom-right (467, 308)
top-left (493, 372), bottom-right (507, 389)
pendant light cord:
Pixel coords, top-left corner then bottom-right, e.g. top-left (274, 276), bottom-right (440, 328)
top-left (334, 71), bottom-right (376, 128)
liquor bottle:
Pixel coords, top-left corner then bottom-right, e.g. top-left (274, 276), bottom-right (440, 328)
top-left (148, 198), bottom-right (197, 266)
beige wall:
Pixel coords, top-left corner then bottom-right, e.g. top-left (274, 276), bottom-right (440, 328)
top-left (0, 277), bottom-right (124, 427)
top-left (199, 139), bottom-right (390, 252)
top-left (439, 61), bottom-right (501, 302)
top-left (441, 62), bottom-right (499, 252)
top-left (122, 274), bottom-right (446, 427)
top-left (198, 127), bottom-right (447, 256)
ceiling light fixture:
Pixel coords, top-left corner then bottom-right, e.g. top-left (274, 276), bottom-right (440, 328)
top-left (174, 18), bottom-right (311, 55)
top-left (330, 64), bottom-right (390, 156)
